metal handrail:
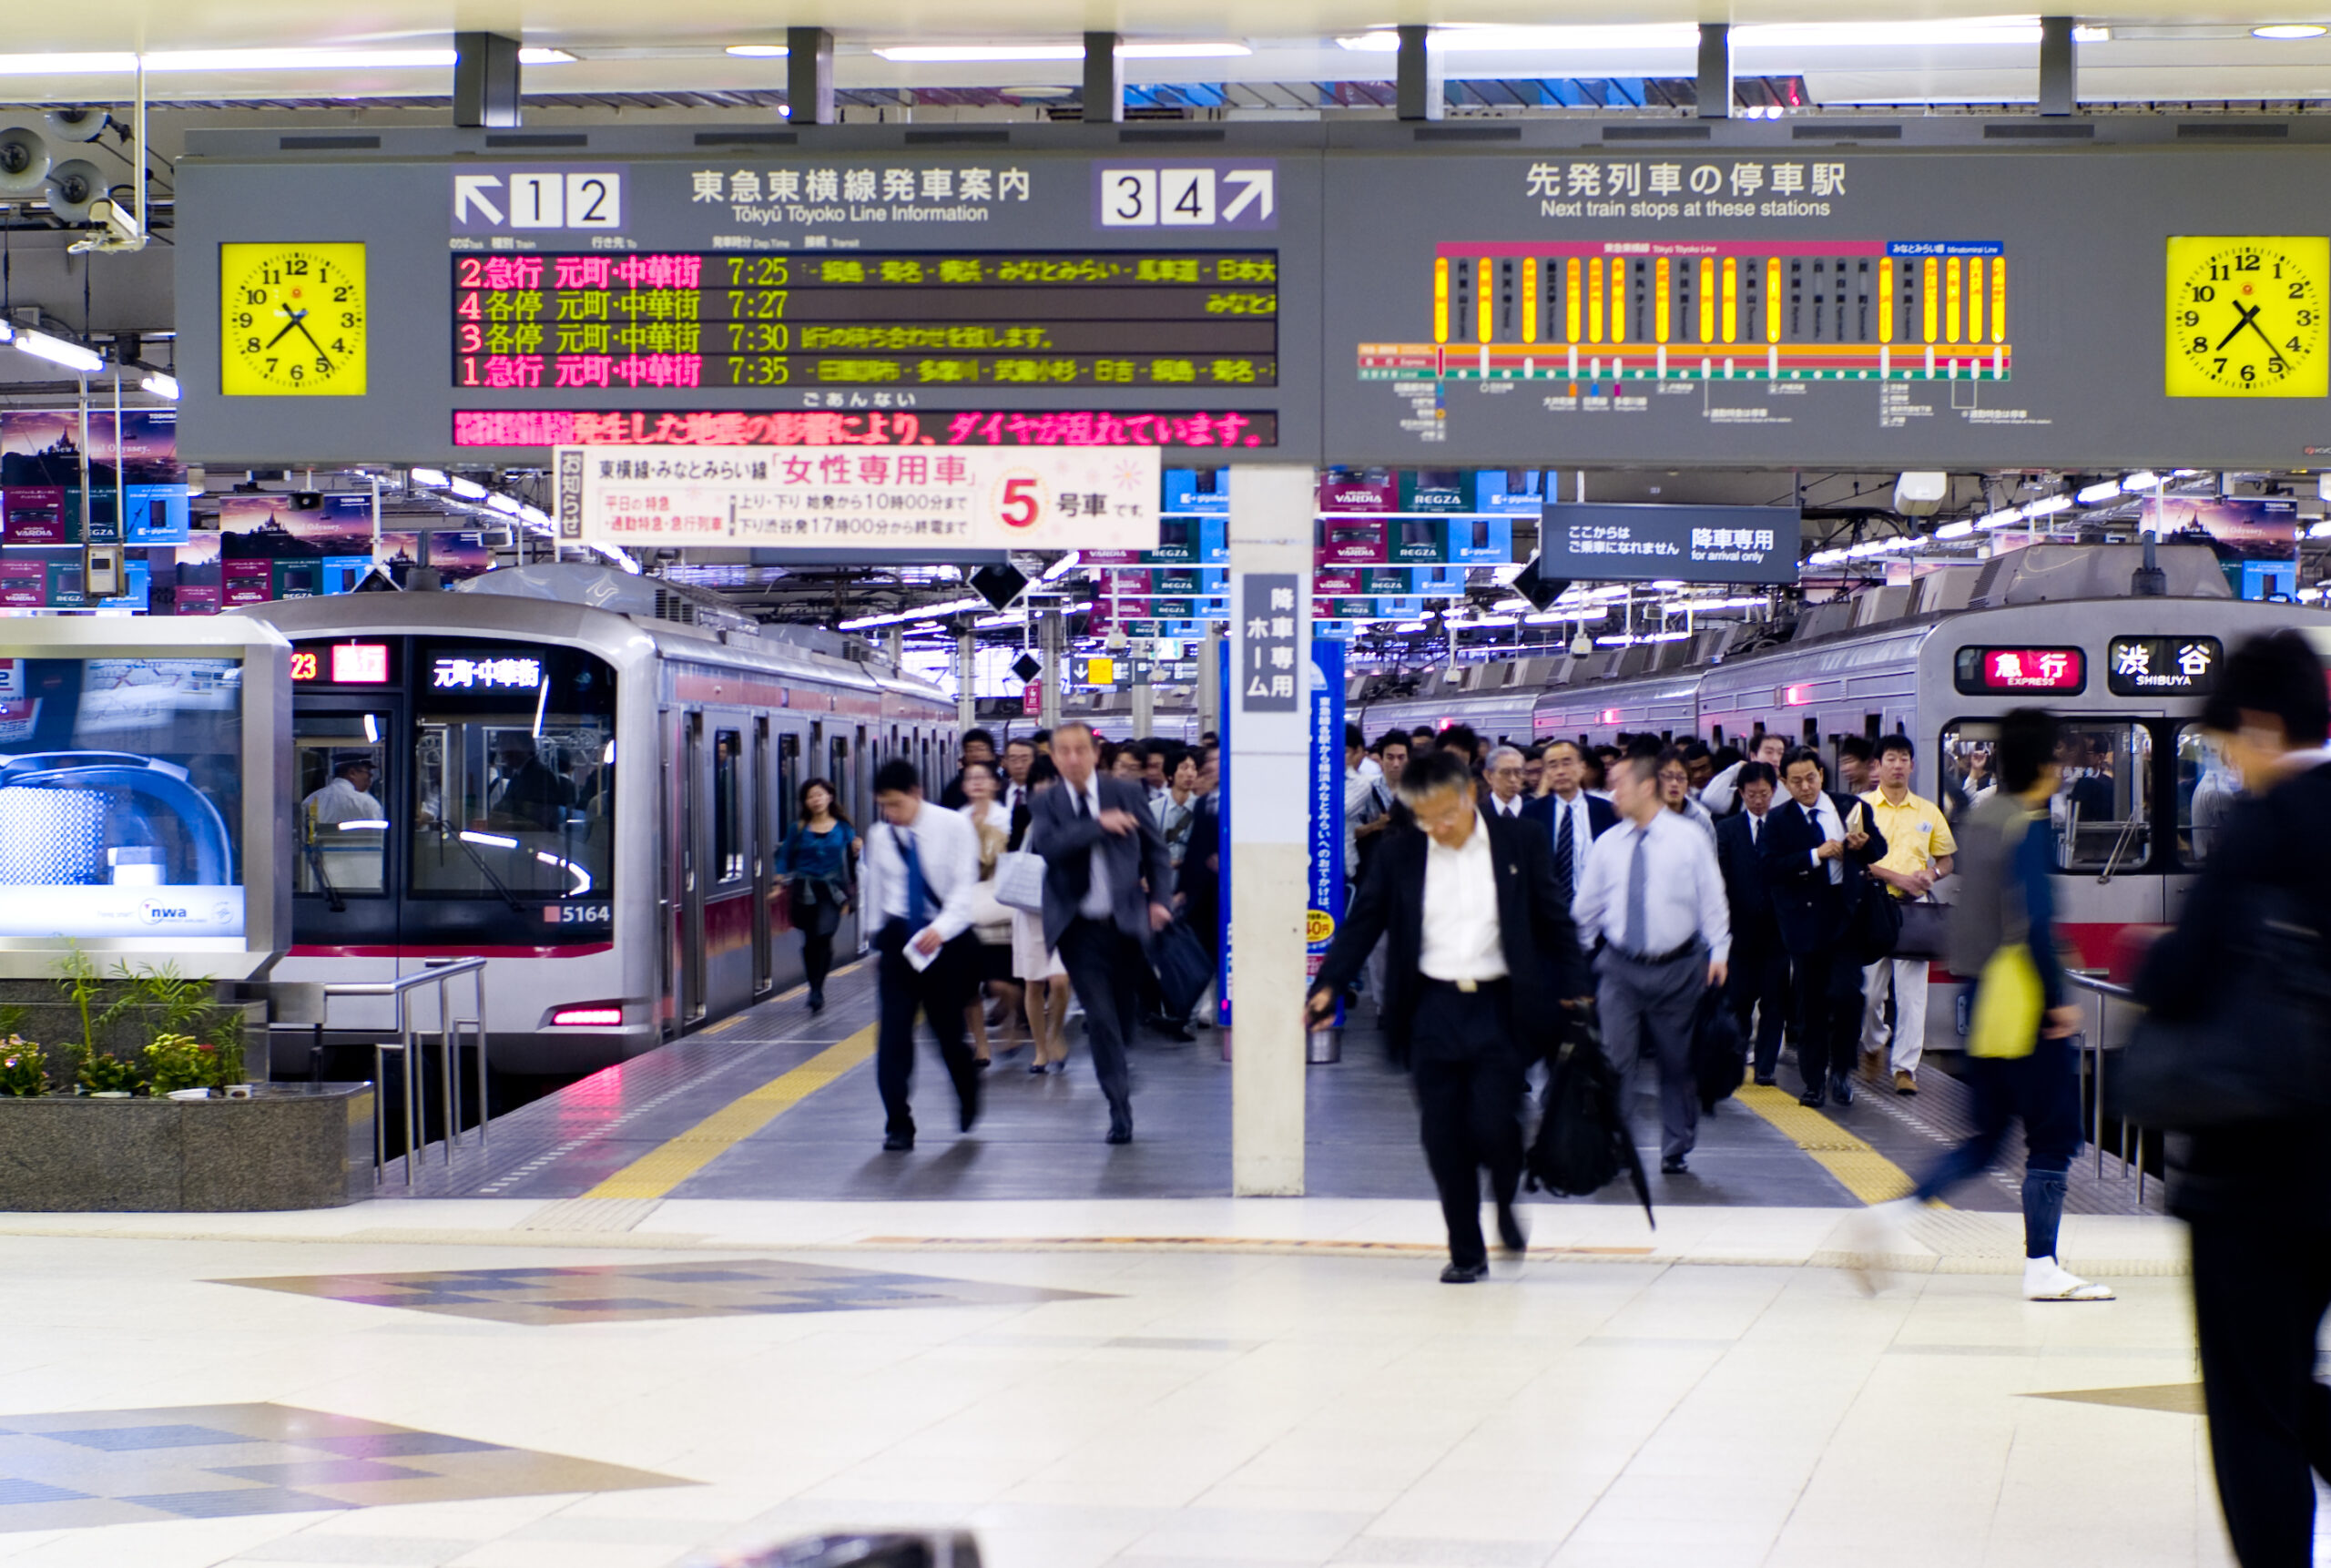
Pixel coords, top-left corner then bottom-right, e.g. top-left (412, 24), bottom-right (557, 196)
top-left (2063, 969), bottom-right (2146, 1203)
top-left (313, 957), bottom-right (489, 1186)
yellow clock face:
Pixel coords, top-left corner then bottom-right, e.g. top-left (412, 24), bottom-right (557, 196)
top-left (2165, 235), bottom-right (2329, 398)
top-left (219, 242), bottom-right (367, 396)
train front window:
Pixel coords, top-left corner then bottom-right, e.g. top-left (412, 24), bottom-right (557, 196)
top-left (293, 714), bottom-right (389, 897)
top-left (713, 728), bottom-right (745, 883)
top-left (409, 642), bottom-right (616, 904)
top-left (2176, 723), bottom-right (2245, 866)
top-left (2051, 721), bottom-right (2153, 873)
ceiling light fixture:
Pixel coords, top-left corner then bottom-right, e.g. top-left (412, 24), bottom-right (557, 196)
top-left (1338, 25), bottom-right (1695, 51)
top-left (2254, 23), bottom-right (2330, 38)
top-left (15, 330), bottom-right (103, 373)
top-left (2119, 471), bottom-right (2161, 492)
top-left (410, 468), bottom-right (449, 488)
top-left (2075, 478), bottom-right (2123, 504)
top-left (0, 45), bottom-right (571, 75)
top-left (1736, 19), bottom-right (2109, 46)
top-left (874, 41), bottom-right (1248, 61)
top-left (448, 476), bottom-right (488, 500)
top-left (137, 370), bottom-right (178, 401)
top-left (726, 44), bottom-right (789, 57)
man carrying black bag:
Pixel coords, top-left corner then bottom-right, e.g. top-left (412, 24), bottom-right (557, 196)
top-left (1308, 748), bottom-right (1583, 1283)
top-left (2132, 631), bottom-right (2331, 1568)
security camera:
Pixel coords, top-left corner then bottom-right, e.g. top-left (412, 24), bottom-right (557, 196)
top-left (66, 195), bottom-right (144, 254)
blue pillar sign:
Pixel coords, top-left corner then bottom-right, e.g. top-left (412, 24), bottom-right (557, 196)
top-left (1306, 637), bottom-right (1347, 1011)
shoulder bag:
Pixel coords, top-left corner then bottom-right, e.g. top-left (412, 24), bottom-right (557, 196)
top-left (994, 848), bottom-right (1046, 913)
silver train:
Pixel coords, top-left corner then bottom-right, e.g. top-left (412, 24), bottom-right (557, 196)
top-left (1355, 543), bottom-right (2331, 1057)
top-left (234, 565), bottom-right (958, 1073)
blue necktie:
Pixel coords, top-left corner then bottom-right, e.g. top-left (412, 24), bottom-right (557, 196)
top-left (900, 830), bottom-right (931, 928)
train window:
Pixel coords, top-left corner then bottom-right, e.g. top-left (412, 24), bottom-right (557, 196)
top-left (1936, 724), bottom-right (1998, 811)
top-left (293, 713), bottom-right (390, 898)
top-left (409, 641), bottom-right (616, 904)
top-left (2051, 722), bottom-right (2153, 874)
top-left (777, 731), bottom-right (801, 841)
top-left (713, 728), bottom-right (745, 884)
top-left (2175, 723), bottom-right (2244, 866)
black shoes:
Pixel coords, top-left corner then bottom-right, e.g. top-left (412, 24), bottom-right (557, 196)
top-left (1798, 1087), bottom-right (1826, 1108)
top-left (882, 1132), bottom-right (914, 1152)
top-left (958, 1083), bottom-right (981, 1134)
top-left (1753, 1073), bottom-right (1777, 1087)
top-left (1440, 1262), bottom-right (1487, 1284)
top-left (1661, 1155), bottom-right (1690, 1175)
top-left (808, 990), bottom-right (824, 1014)
top-left (1155, 1023), bottom-right (1196, 1044)
top-left (1497, 1206), bottom-right (1527, 1258)
top-left (1105, 1107), bottom-right (1133, 1145)
top-left (1829, 1073), bottom-right (1855, 1106)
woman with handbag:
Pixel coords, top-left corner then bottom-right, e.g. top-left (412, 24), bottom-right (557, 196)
top-left (958, 761), bottom-right (1023, 1068)
top-left (1847, 708), bottom-right (2111, 1302)
top-left (1009, 769), bottom-right (1072, 1074)
top-left (778, 779), bottom-right (857, 1015)
top-left (2132, 631), bottom-right (2331, 1568)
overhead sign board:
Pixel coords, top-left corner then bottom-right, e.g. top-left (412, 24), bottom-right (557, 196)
top-left (553, 443), bottom-right (1159, 552)
top-left (1540, 503), bottom-right (1799, 585)
top-left (1954, 646), bottom-right (2087, 695)
top-left (2107, 635), bottom-right (2220, 695)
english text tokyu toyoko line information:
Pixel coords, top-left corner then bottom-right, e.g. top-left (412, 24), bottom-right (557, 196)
top-left (456, 249), bottom-right (1277, 392)
top-left (555, 443), bottom-right (1160, 553)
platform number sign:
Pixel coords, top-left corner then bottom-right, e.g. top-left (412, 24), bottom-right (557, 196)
top-left (452, 169), bottom-right (626, 231)
top-left (1095, 163), bottom-right (1277, 229)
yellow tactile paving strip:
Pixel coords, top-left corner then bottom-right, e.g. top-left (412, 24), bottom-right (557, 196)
top-left (582, 1023), bottom-right (876, 1200)
top-left (1732, 1081), bottom-right (1919, 1204)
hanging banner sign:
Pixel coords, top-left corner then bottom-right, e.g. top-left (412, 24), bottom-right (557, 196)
top-left (553, 443), bottom-right (1158, 551)
top-left (1540, 502), bottom-right (1800, 585)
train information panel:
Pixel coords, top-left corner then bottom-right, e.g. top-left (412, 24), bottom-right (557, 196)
top-left (453, 249), bottom-right (1278, 393)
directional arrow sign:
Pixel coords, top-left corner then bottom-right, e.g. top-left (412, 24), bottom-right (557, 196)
top-left (453, 174), bottom-right (504, 226)
top-left (1223, 168), bottom-right (1275, 224)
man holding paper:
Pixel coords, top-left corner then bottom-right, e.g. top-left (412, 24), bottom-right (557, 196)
top-left (865, 758), bottom-right (984, 1153)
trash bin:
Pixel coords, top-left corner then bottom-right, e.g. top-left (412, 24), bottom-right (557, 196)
top-left (1307, 1027), bottom-right (1341, 1064)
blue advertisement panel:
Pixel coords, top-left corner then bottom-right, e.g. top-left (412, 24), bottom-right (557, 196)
top-left (1306, 637), bottom-right (1347, 1013)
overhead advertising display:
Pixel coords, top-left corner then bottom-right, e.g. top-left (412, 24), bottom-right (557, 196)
top-left (176, 128), bottom-right (1318, 467)
top-left (554, 443), bottom-right (1160, 552)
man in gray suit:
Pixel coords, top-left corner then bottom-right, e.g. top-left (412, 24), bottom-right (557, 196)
top-left (1033, 720), bottom-right (1176, 1145)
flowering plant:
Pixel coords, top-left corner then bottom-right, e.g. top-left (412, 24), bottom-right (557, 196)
top-left (76, 1050), bottom-right (140, 1095)
top-left (0, 1038), bottom-right (46, 1097)
top-left (143, 1033), bottom-right (222, 1096)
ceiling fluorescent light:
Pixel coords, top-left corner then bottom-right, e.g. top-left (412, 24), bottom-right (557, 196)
top-left (410, 468), bottom-right (449, 487)
top-left (2074, 479), bottom-right (2122, 504)
top-left (448, 476), bottom-right (488, 500)
top-left (2255, 23), bottom-right (2330, 39)
top-left (1339, 25), bottom-right (1695, 52)
top-left (15, 330), bottom-right (103, 373)
top-left (726, 44), bottom-right (789, 56)
top-left (0, 53), bottom-right (140, 75)
top-left (1122, 42), bottom-right (1252, 57)
top-left (147, 48), bottom-right (461, 70)
top-left (486, 494), bottom-right (522, 515)
top-left (1934, 520), bottom-right (1977, 540)
top-left (137, 371), bottom-right (178, 401)
top-left (1736, 19), bottom-right (2056, 47)
top-left (517, 47), bottom-right (575, 64)
top-left (2026, 494), bottom-right (2074, 517)
top-left (2119, 471), bottom-right (2161, 492)
top-left (876, 45), bottom-right (1086, 62)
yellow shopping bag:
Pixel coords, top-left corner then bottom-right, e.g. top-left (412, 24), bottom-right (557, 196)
top-left (1967, 942), bottom-right (2043, 1060)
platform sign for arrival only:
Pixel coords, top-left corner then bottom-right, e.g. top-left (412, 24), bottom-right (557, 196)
top-left (553, 443), bottom-right (1159, 552)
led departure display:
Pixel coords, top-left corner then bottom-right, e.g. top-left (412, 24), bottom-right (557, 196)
top-left (453, 249), bottom-right (1279, 392)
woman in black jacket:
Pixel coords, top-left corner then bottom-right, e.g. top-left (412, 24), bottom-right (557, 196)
top-left (2135, 629), bottom-right (2331, 1568)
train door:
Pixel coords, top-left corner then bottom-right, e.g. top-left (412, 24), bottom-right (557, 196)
top-left (700, 717), bottom-right (755, 1018)
top-left (751, 718), bottom-right (773, 996)
top-left (289, 696), bottom-right (402, 1024)
top-left (680, 711), bottom-right (707, 1025)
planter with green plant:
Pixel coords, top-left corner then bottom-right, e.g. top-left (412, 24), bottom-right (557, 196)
top-left (75, 1049), bottom-right (140, 1097)
top-left (0, 1037), bottom-right (46, 1098)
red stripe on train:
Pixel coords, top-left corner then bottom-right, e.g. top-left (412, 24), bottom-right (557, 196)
top-left (1929, 921), bottom-right (2164, 988)
top-left (287, 943), bottom-right (616, 959)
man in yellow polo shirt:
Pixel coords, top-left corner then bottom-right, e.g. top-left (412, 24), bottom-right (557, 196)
top-left (1860, 735), bottom-right (1957, 1094)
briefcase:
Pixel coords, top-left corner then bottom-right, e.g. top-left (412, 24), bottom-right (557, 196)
top-left (1150, 917), bottom-right (1214, 1020)
top-left (1891, 898), bottom-right (1951, 960)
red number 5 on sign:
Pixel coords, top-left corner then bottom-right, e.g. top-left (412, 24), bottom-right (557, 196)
top-left (995, 473), bottom-right (1043, 530)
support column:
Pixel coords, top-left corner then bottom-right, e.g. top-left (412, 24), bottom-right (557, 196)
top-left (884, 624), bottom-right (902, 670)
top-left (2039, 16), bottom-right (2077, 116)
top-left (1130, 637), bottom-right (1155, 737)
top-left (789, 27), bottom-right (836, 126)
top-left (1082, 32), bottom-right (1124, 123)
top-left (1394, 25), bottom-right (1440, 123)
top-left (453, 33), bottom-right (522, 129)
top-left (1696, 24), bottom-right (1732, 119)
top-left (1228, 463), bottom-right (1314, 1196)
top-left (956, 627), bottom-right (977, 730)
top-left (1198, 621), bottom-right (1223, 739)
top-left (1039, 608), bottom-right (1064, 728)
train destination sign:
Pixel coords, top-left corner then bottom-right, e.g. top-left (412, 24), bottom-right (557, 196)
top-left (553, 443), bottom-right (1160, 553)
top-left (454, 249), bottom-right (1278, 393)
top-left (1954, 646), bottom-right (2087, 695)
top-left (2106, 635), bottom-right (2220, 696)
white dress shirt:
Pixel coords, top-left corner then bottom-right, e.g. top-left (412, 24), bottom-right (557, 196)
top-left (1572, 808), bottom-right (1731, 963)
top-left (1420, 813), bottom-right (1508, 983)
top-left (1489, 792), bottom-right (1526, 819)
top-left (1799, 794), bottom-right (1847, 884)
top-left (861, 801), bottom-right (982, 942)
top-left (1543, 790), bottom-right (1596, 854)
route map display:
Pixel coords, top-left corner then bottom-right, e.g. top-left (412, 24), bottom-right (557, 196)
top-left (453, 249), bottom-right (1277, 392)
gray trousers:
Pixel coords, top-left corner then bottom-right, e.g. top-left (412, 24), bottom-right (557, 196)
top-left (1595, 945), bottom-right (1707, 1163)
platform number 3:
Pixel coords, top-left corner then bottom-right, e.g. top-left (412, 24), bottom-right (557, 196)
top-left (1098, 166), bottom-right (1275, 228)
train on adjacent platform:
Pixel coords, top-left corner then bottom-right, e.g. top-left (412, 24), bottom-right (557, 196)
top-left (1355, 544), bottom-right (2331, 1057)
top-left (233, 565), bottom-right (958, 1074)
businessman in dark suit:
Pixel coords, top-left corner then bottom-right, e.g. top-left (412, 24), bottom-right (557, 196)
top-left (1308, 748), bottom-right (1584, 1283)
top-left (1715, 760), bottom-right (1792, 1085)
top-left (1522, 739), bottom-right (1618, 910)
top-left (1760, 747), bottom-right (1889, 1108)
top-left (1033, 719), bottom-right (1175, 1145)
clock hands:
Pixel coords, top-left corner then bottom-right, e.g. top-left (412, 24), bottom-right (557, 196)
top-left (260, 305), bottom-right (334, 372)
top-left (290, 317), bottom-right (334, 368)
top-left (2214, 300), bottom-right (2283, 359)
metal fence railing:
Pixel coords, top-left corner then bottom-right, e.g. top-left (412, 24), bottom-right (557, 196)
top-left (2064, 968), bottom-right (2151, 1206)
top-left (310, 958), bottom-right (490, 1186)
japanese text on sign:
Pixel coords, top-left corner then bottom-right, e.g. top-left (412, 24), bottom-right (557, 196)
top-left (1239, 573), bottom-right (1302, 713)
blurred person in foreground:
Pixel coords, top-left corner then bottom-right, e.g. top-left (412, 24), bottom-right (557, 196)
top-left (1307, 748), bottom-right (1581, 1281)
top-left (1849, 708), bottom-right (2112, 1302)
top-left (2135, 630), bottom-right (2331, 1567)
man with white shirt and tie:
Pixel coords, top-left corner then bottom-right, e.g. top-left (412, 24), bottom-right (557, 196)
top-left (1523, 740), bottom-right (1620, 911)
top-left (1482, 746), bottom-right (1532, 824)
top-left (1760, 748), bottom-right (1889, 1109)
top-left (1308, 748), bottom-right (1582, 1281)
top-left (863, 759), bottom-right (986, 1153)
top-left (1715, 761), bottom-right (1791, 1085)
top-left (1573, 751), bottom-right (1731, 1175)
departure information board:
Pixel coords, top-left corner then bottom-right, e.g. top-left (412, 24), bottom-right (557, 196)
top-left (453, 249), bottom-right (1278, 392)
